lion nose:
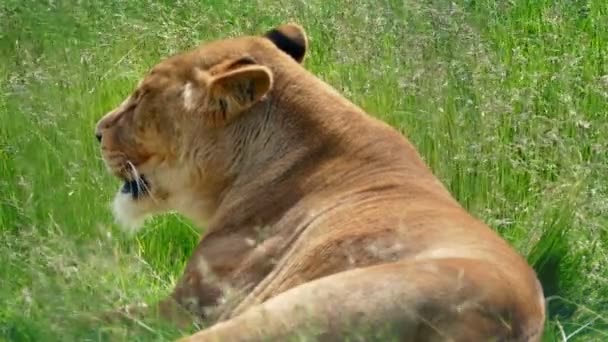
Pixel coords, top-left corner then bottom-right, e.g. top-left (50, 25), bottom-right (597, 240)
top-left (96, 110), bottom-right (120, 143)
top-left (95, 119), bottom-right (108, 143)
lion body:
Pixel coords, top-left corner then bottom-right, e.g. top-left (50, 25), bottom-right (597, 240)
top-left (95, 24), bottom-right (545, 341)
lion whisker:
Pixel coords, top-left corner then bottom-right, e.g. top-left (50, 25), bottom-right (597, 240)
top-left (125, 160), bottom-right (160, 204)
top-left (125, 160), bottom-right (140, 181)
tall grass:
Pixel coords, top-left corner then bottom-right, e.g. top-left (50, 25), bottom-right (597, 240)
top-left (1, 0), bottom-right (606, 340)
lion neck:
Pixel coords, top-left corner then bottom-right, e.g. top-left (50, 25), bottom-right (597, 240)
top-left (191, 75), bottom-right (361, 238)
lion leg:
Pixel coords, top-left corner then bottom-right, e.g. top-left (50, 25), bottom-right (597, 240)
top-left (178, 258), bottom-right (544, 342)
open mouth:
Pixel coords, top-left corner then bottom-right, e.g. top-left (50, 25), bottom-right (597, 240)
top-left (120, 176), bottom-right (150, 199)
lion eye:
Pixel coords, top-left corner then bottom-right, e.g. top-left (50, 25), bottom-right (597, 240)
top-left (126, 101), bottom-right (137, 112)
top-left (132, 87), bottom-right (148, 100)
top-left (128, 91), bottom-right (148, 111)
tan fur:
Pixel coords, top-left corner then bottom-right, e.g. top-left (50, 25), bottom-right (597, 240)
top-left (95, 23), bottom-right (545, 341)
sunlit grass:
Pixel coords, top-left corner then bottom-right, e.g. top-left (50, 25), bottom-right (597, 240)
top-left (1, 0), bottom-right (607, 340)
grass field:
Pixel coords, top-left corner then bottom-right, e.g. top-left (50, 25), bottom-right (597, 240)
top-left (1, 0), bottom-right (607, 341)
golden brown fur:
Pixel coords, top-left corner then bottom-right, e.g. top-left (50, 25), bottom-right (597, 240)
top-left (95, 24), bottom-right (545, 341)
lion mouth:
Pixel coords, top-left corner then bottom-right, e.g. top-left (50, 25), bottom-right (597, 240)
top-left (120, 176), bottom-right (150, 199)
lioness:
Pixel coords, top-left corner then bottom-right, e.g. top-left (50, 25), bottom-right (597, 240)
top-left (95, 23), bottom-right (545, 341)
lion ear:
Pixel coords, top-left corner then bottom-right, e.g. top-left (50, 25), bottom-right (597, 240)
top-left (264, 23), bottom-right (308, 63)
top-left (204, 57), bottom-right (273, 127)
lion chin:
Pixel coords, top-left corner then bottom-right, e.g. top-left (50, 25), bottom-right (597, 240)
top-left (110, 177), bottom-right (163, 234)
top-left (111, 191), bottom-right (152, 234)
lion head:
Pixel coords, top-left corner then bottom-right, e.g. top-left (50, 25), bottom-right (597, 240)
top-left (95, 24), bottom-right (308, 232)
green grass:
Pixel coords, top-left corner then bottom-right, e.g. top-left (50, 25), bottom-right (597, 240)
top-left (1, 0), bottom-right (607, 341)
